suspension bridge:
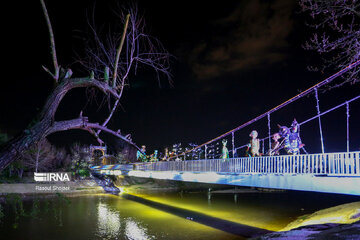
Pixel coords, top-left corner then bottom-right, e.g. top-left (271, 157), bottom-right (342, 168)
top-left (91, 60), bottom-right (360, 196)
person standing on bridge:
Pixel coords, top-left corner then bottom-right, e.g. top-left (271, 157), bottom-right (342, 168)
top-left (248, 130), bottom-right (261, 157)
top-left (150, 150), bottom-right (159, 162)
top-left (269, 133), bottom-right (281, 156)
top-left (137, 145), bottom-right (147, 162)
top-left (221, 139), bottom-right (229, 161)
top-left (284, 119), bottom-right (305, 155)
top-left (162, 147), bottom-right (169, 161)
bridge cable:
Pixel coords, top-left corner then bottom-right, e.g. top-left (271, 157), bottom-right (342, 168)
top-left (205, 144), bottom-right (208, 160)
top-left (346, 102), bottom-right (350, 152)
top-left (299, 95), bottom-right (359, 126)
top-left (314, 88), bottom-right (325, 153)
top-left (167, 60), bottom-right (360, 160)
top-left (232, 132), bottom-right (235, 158)
top-left (267, 113), bottom-right (271, 151)
top-left (242, 95), bottom-right (360, 155)
top-left (198, 95), bottom-right (360, 158)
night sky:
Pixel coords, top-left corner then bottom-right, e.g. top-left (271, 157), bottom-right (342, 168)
top-left (1, 0), bottom-right (360, 155)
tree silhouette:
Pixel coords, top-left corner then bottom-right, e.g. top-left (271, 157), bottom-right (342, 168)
top-left (300, 0), bottom-right (360, 86)
top-left (0, 1), bottom-right (170, 171)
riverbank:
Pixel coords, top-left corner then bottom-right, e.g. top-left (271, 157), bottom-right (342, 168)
top-left (0, 175), bottom-right (241, 199)
top-left (252, 221), bottom-right (360, 239)
top-left (0, 175), bottom-right (271, 197)
top-left (0, 180), bottom-right (104, 199)
top-left (252, 201), bottom-right (360, 239)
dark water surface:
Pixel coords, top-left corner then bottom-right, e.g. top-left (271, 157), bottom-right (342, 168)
top-left (0, 190), bottom-right (359, 239)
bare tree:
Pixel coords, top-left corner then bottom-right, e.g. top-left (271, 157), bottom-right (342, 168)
top-left (69, 143), bottom-right (91, 177)
top-left (0, 1), bottom-right (170, 171)
top-left (22, 140), bottom-right (56, 173)
top-left (299, 0), bottom-right (360, 85)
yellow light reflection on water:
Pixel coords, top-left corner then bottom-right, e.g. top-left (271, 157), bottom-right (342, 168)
top-left (119, 189), bottom-right (280, 231)
top-left (117, 186), bottom-right (360, 233)
top-left (93, 193), bottom-right (244, 240)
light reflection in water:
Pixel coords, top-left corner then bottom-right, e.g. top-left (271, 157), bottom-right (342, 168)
top-left (207, 191), bottom-right (212, 205)
top-left (97, 202), bottom-right (121, 238)
top-left (97, 200), bottom-right (155, 240)
top-left (125, 218), bottom-right (155, 240)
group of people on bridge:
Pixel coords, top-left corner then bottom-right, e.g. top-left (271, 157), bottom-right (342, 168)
top-left (136, 145), bottom-right (186, 162)
top-left (244, 119), bottom-right (306, 158)
top-left (137, 119), bottom-right (306, 162)
top-left (136, 145), bottom-right (158, 162)
top-left (219, 119), bottom-right (306, 160)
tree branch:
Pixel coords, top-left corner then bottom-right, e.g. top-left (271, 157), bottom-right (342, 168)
top-left (40, 0), bottom-right (59, 82)
top-left (300, 0), bottom-right (360, 85)
top-left (113, 13), bottom-right (130, 87)
top-left (39, 77), bottom-right (119, 121)
top-left (48, 117), bottom-right (142, 151)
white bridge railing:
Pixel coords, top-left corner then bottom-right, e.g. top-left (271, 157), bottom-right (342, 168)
top-left (134, 152), bottom-right (360, 176)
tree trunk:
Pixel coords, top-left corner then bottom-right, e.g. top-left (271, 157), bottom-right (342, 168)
top-left (0, 77), bottom-right (137, 172)
top-left (0, 118), bottom-right (53, 172)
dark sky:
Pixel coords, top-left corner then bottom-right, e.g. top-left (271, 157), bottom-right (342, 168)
top-left (1, 0), bottom-right (359, 154)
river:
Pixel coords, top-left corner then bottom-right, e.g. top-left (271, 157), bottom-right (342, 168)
top-left (0, 189), bottom-right (359, 239)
